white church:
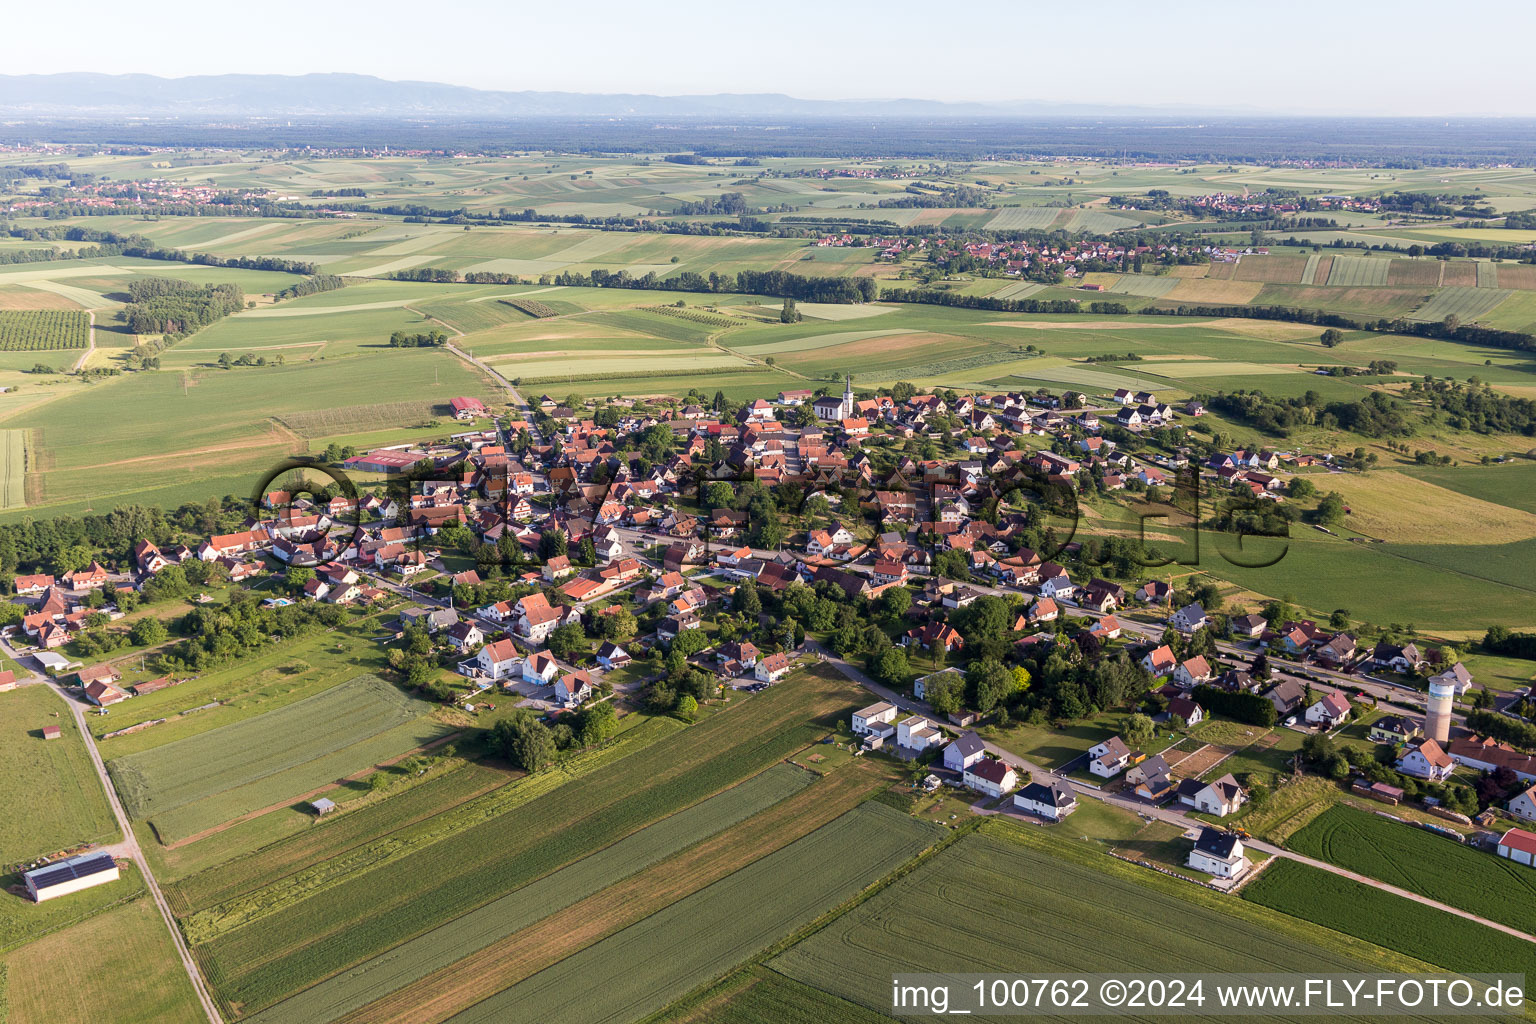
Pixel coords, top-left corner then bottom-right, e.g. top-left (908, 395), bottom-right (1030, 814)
top-left (812, 376), bottom-right (856, 420)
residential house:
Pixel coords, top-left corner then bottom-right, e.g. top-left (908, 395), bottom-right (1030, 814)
top-left (1013, 780), bottom-right (1078, 821)
top-left (522, 651), bottom-right (559, 684)
top-left (1428, 663), bottom-right (1475, 697)
top-left (943, 731), bottom-right (986, 772)
top-left (1141, 645), bottom-right (1176, 677)
top-left (1304, 692), bottom-right (1351, 728)
top-left (852, 701), bottom-right (898, 736)
top-left (1170, 603), bottom-right (1208, 633)
top-left (1088, 736), bottom-right (1131, 778)
top-left (1368, 715), bottom-right (1422, 745)
top-left (1396, 738), bottom-right (1454, 781)
top-left (475, 639), bottom-right (521, 681)
top-left (963, 758), bottom-right (1018, 798)
top-left (1188, 827), bottom-right (1250, 879)
top-left (1231, 613), bottom-right (1267, 638)
top-left (595, 641), bottom-right (631, 670)
top-left (1507, 785), bottom-right (1536, 824)
top-left (896, 715), bottom-right (943, 752)
top-left (1173, 656), bottom-right (1213, 689)
top-left (1264, 679), bottom-right (1307, 717)
top-left (755, 652), bottom-right (792, 683)
top-left (913, 666), bottom-right (964, 701)
top-left (1168, 696), bottom-right (1204, 726)
top-left (1177, 774), bottom-right (1247, 817)
top-left (553, 670), bottom-right (592, 707)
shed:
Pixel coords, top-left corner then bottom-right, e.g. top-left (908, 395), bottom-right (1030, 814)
top-left (311, 797), bottom-right (338, 816)
top-left (41, 725), bottom-right (61, 740)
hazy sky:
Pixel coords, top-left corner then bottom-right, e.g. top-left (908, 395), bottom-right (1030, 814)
top-left (10, 0), bottom-right (1535, 116)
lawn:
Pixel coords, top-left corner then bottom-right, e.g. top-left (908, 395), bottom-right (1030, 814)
top-left (1244, 859), bottom-right (1536, 978)
top-left (981, 710), bottom-right (1135, 770)
top-left (1, 896), bottom-right (202, 1024)
top-left (0, 686), bottom-right (118, 864)
top-left (444, 803), bottom-right (941, 1024)
top-left (1288, 805), bottom-right (1536, 932)
top-left (770, 819), bottom-right (1446, 1021)
top-left (240, 763), bottom-right (816, 1024)
top-left (106, 674), bottom-right (453, 842)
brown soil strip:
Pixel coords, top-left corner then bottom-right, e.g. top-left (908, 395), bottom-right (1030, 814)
top-left (331, 759), bottom-right (895, 1024)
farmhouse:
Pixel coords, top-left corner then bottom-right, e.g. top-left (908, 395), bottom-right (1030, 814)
top-left (450, 396), bottom-right (488, 420)
top-left (1188, 827), bottom-right (1249, 879)
top-left (1013, 779), bottom-right (1077, 821)
top-left (755, 652), bottom-right (793, 683)
top-left (23, 852), bottom-right (119, 902)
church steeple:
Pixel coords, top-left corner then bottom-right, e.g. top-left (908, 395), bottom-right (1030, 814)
top-left (842, 374), bottom-right (854, 419)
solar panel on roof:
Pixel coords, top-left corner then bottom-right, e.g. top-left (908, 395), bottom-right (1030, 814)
top-left (25, 853), bottom-right (115, 890)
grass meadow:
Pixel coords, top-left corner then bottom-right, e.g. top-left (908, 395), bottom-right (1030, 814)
top-left (0, 686), bottom-right (118, 864)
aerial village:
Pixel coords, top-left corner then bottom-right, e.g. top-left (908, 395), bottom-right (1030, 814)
top-left (5, 373), bottom-right (1535, 896)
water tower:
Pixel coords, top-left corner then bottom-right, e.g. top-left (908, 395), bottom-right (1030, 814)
top-left (1425, 678), bottom-right (1455, 744)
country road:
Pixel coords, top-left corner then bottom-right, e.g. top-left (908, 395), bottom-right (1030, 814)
top-left (807, 644), bottom-right (1535, 945)
top-left (41, 679), bottom-right (224, 1023)
top-left (71, 310), bottom-right (95, 373)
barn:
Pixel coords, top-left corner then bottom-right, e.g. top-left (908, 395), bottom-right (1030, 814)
top-left (1497, 827), bottom-right (1536, 867)
top-left (23, 852), bottom-right (119, 902)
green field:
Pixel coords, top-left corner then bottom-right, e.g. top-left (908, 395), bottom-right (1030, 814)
top-left (106, 675), bottom-right (452, 842)
top-left (1244, 859), bottom-right (1536, 977)
top-left (1409, 286), bottom-right (1512, 323)
top-left (242, 763), bottom-right (816, 1024)
top-left (445, 802), bottom-right (941, 1024)
top-left (1326, 255), bottom-right (1393, 287)
top-left (0, 429), bottom-right (24, 509)
top-left (0, 309), bottom-right (90, 350)
top-left (1, 895), bottom-right (202, 1024)
top-left (770, 821), bottom-right (1450, 1021)
top-left (0, 686), bottom-right (118, 864)
top-left (1287, 806), bottom-right (1536, 932)
top-left (196, 666), bottom-right (865, 1017)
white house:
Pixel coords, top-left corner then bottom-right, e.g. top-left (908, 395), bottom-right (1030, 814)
top-left (1188, 827), bottom-right (1249, 879)
top-left (1013, 780), bottom-right (1077, 821)
top-left (896, 715), bottom-right (943, 752)
top-left (1304, 692), bottom-right (1351, 728)
top-left (1141, 645), bottom-right (1177, 676)
top-left (1177, 773), bottom-right (1247, 817)
top-left (852, 701), bottom-right (898, 736)
top-left (755, 652), bottom-right (792, 683)
top-left (1396, 738), bottom-right (1454, 781)
top-left (1171, 603), bottom-right (1208, 633)
top-left (963, 758), bottom-right (1017, 798)
top-left (1428, 662), bottom-right (1475, 697)
top-left (1173, 656), bottom-right (1213, 689)
top-left (942, 731), bottom-right (986, 772)
top-left (1039, 575), bottom-right (1076, 601)
top-left (523, 651), bottom-right (559, 684)
top-left (553, 671), bottom-right (592, 707)
top-left (1088, 736), bottom-right (1131, 778)
top-left (475, 638), bottom-right (521, 681)
top-left (914, 666), bottom-right (964, 701)
top-left (1509, 786), bottom-right (1536, 824)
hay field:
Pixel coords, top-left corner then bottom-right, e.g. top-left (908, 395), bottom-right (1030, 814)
top-left (0, 429), bottom-right (24, 509)
top-left (1496, 263), bottom-right (1536, 290)
top-left (984, 206), bottom-right (1060, 230)
top-left (1408, 286), bottom-right (1511, 323)
top-left (1302, 470), bottom-right (1536, 543)
top-left (1440, 262), bottom-right (1478, 287)
top-left (1108, 275), bottom-right (1179, 298)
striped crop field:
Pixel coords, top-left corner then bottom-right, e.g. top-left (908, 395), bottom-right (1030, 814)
top-left (991, 279), bottom-right (1045, 300)
top-left (984, 207), bottom-right (1061, 230)
top-left (0, 430), bottom-right (24, 509)
top-left (770, 822), bottom-right (1453, 1022)
top-left (1326, 255), bottom-right (1392, 287)
top-left (443, 803), bottom-right (941, 1024)
top-left (1478, 261), bottom-right (1501, 288)
top-left (1408, 286), bottom-right (1511, 323)
top-left (240, 764), bottom-right (816, 1024)
top-left (1108, 275), bottom-right (1179, 298)
top-left (1300, 253), bottom-right (1322, 285)
top-left (106, 676), bottom-right (453, 842)
top-left (1231, 255), bottom-right (1307, 283)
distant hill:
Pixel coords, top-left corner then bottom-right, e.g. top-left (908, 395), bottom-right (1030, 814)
top-left (0, 73), bottom-right (1248, 119)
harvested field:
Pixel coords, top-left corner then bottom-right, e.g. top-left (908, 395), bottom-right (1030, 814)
top-left (1107, 275), bottom-right (1178, 298)
top-left (1440, 262), bottom-right (1478, 287)
top-left (276, 400), bottom-right (446, 437)
top-left (1231, 255), bottom-right (1307, 284)
top-left (1205, 261), bottom-right (1235, 280)
top-left (1304, 470), bottom-right (1536, 543)
top-left (1163, 278), bottom-right (1264, 303)
top-left (1385, 260), bottom-right (1442, 287)
top-left (1496, 263), bottom-right (1536, 290)
top-left (984, 207), bottom-right (1061, 231)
